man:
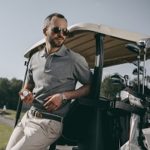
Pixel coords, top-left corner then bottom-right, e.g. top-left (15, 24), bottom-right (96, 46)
top-left (6, 13), bottom-right (92, 150)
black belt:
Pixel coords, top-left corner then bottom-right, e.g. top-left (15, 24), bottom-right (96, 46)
top-left (30, 110), bottom-right (63, 122)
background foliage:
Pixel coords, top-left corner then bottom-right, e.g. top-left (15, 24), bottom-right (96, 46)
top-left (0, 77), bottom-right (22, 110)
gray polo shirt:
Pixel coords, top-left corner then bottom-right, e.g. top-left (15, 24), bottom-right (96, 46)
top-left (26, 45), bottom-right (92, 117)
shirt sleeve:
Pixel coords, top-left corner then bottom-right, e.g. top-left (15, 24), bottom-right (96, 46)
top-left (73, 54), bottom-right (93, 85)
top-left (24, 58), bottom-right (35, 89)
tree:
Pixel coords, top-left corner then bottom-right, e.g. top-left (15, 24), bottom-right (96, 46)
top-left (9, 78), bottom-right (23, 109)
top-left (0, 77), bottom-right (22, 110)
top-left (0, 78), bottom-right (11, 106)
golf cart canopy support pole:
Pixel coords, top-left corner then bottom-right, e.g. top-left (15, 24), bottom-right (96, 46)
top-left (94, 33), bottom-right (105, 150)
top-left (92, 33), bottom-right (104, 99)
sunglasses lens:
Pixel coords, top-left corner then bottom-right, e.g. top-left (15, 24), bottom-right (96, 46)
top-left (52, 27), bottom-right (60, 34)
top-left (52, 27), bottom-right (69, 36)
top-left (62, 30), bottom-right (69, 36)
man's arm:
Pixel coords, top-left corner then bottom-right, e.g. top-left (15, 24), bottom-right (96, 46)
top-left (43, 84), bottom-right (91, 112)
top-left (63, 84), bottom-right (91, 100)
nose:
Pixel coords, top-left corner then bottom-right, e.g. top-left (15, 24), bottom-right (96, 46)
top-left (58, 30), bottom-right (64, 36)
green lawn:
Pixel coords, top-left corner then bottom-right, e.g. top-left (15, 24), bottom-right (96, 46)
top-left (0, 109), bottom-right (25, 150)
top-left (0, 123), bottom-right (13, 150)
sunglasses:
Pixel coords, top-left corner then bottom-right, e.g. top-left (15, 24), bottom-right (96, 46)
top-left (51, 27), bottom-right (69, 36)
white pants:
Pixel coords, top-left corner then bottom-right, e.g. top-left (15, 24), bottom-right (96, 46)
top-left (6, 110), bottom-right (63, 150)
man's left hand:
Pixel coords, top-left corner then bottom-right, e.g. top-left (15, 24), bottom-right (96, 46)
top-left (43, 93), bottom-right (63, 112)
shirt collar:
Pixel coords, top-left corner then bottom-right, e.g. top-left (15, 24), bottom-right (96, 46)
top-left (40, 45), bottom-right (67, 57)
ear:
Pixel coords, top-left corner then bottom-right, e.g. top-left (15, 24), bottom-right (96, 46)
top-left (43, 28), bottom-right (47, 36)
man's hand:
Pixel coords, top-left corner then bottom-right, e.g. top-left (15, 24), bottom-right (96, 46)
top-left (19, 89), bottom-right (34, 104)
top-left (43, 93), bottom-right (63, 112)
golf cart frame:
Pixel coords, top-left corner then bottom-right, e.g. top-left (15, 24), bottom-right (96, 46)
top-left (16, 23), bottom-right (150, 150)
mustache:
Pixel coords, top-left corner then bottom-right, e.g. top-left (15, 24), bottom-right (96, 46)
top-left (55, 35), bottom-right (65, 40)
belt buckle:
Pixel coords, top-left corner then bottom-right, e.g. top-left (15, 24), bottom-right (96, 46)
top-left (35, 111), bottom-right (43, 118)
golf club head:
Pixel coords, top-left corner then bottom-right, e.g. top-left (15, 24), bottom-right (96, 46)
top-left (124, 75), bottom-right (129, 80)
top-left (111, 74), bottom-right (124, 85)
top-left (125, 43), bottom-right (141, 54)
top-left (137, 38), bottom-right (150, 49)
top-left (132, 66), bottom-right (144, 75)
top-left (132, 60), bottom-right (140, 66)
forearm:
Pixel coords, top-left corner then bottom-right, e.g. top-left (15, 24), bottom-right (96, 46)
top-left (63, 84), bottom-right (91, 100)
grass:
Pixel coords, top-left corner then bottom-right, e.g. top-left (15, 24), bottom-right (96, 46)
top-left (0, 123), bottom-right (13, 150)
top-left (0, 109), bottom-right (25, 150)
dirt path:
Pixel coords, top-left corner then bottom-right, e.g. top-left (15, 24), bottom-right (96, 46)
top-left (0, 115), bottom-right (14, 128)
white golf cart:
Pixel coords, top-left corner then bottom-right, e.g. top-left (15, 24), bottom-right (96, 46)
top-left (16, 23), bottom-right (150, 150)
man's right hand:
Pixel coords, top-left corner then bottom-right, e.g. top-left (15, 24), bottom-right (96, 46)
top-left (19, 89), bottom-right (34, 104)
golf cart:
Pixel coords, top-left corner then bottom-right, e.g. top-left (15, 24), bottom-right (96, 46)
top-left (16, 23), bottom-right (150, 150)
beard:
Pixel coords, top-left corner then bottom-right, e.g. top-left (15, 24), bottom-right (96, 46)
top-left (49, 36), bottom-right (65, 48)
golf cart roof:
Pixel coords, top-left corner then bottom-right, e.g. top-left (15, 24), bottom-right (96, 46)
top-left (24, 23), bottom-right (150, 68)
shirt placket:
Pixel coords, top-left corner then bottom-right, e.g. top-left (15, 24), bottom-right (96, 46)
top-left (44, 55), bottom-right (53, 72)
